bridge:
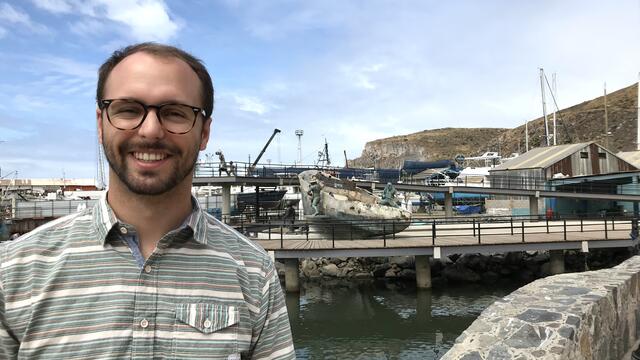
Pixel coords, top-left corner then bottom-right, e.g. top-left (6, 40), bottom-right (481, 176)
top-left (191, 162), bottom-right (640, 291)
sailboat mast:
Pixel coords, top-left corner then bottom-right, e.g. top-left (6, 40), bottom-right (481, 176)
top-left (540, 68), bottom-right (550, 146)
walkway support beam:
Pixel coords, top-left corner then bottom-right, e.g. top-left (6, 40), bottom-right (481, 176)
top-left (549, 250), bottom-right (565, 274)
top-left (529, 195), bottom-right (539, 221)
top-left (415, 255), bottom-right (432, 289)
top-left (444, 192), bottom-right (453, 218)
top-left (222, 184), bottom-right (231, 223)
top-left (284, 258), bottom-right (300, 292)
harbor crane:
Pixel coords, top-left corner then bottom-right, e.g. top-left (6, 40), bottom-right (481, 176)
top-left (249, 129), bottom-right (281, 173)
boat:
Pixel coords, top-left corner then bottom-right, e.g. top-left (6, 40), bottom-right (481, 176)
top-left (298, 170), bottom-right (411, 239)
top-left (236, 189), bottom-right (288, 211)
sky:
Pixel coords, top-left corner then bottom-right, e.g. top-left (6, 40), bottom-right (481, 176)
top-left (0, 0), bottom-right (638, 181)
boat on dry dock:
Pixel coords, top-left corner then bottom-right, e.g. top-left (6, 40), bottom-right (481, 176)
top-left (298, 170), bottom-right (411, 239)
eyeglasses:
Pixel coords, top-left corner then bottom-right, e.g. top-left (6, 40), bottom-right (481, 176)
top-left (99, 99), bottom-right (207, 134)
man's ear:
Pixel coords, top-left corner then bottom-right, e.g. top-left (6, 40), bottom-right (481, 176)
top-left (199, 117), bottom-right (212, 151)
top-left (96, 106), bottom-right (103, 144)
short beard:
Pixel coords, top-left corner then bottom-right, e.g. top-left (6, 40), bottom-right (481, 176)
top-left (102, 138), bottom-right (198, 196)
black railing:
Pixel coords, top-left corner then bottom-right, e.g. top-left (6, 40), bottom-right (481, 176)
top-left (235, 213), bottom-right (638, 250)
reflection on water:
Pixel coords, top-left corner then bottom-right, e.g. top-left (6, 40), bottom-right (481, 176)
top-left (286, 279), bottom-right (519, 360)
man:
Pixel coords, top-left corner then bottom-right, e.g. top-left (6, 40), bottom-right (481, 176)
top-left (0, 43), bottom-right (295, 359)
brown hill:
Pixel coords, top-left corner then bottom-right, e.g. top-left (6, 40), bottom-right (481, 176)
top-left (350, 83), bottom-right (639, 168)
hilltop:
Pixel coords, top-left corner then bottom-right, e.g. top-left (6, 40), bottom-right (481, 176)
top-left (350, 83), bottom-right (639, 168)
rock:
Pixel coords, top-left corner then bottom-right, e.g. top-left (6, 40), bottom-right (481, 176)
top-left (398, 269), bottom-right (416, 279)
top-left (301, 259), bottom-right (321, 277)
top-left (389, 256), bottom-right (414, 268)
top-left (442, 265), bottom-right (481, 283)
top-left (353, 272), bottom-right (372, 279)
top-left (321, 263), bottom-right (339, 277)
top-left (373, 264), bottom-right (391, 277)
top-left (385, 268), bottom-right (398, 277)
top-left (481, 271), bottom-right (500, 284)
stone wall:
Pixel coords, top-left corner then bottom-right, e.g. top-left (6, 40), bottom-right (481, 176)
top-left (442, 255), bottom-right (640, 360)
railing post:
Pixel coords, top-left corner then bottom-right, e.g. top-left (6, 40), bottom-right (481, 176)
top-left (473, 219), bottom-right (476, 237)
top-left (521, 221), bottom-right (525, 243)
top-left (383, 223), bottom-right (386, 247)
top-left (611, 217), bottom-right (615, 231)
top-left (268, 219), bottom-right (271, 240)
top-left (563, 220), bottom-right (567, 240)
top-left (604, 218), bottom-right (608, 240)
top-left (392, 221), bottom-right (396, 239)
top-left (280, 224), bottom-right (284, 248)
top-left (332, 223), bottom-right (335, 248)
top-left (306, 223), bottom-right (309, 241)
top-left (478, 222), bottom-right (481, 243)
top-left (510, 218), bottom-right (513, 235)
top-left (546, 219), bottom-right (549, 234)
top-left (432, 220), bottom-right (436, 245)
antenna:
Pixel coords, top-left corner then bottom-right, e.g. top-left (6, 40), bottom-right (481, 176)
top-left (295, 129), bottom-right (303, 165)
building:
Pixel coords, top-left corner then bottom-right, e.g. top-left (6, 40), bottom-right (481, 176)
top-left (488, 142), bottom-right (639, 216)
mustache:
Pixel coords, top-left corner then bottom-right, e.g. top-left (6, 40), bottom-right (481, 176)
top-left (120, 140), bottom-right (181, 155)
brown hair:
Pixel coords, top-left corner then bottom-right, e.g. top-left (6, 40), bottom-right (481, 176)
top-left (96, 42), bottom-right (214, 117)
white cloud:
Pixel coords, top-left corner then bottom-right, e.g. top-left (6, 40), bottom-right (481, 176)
top-left (230, 94), bottom-right (274, 115)
top-left (0, 2), bottom-right (49, 33)
top-left (30, 0), bottom-right (73, 14)
top-left (95, 0), bottom-right (180, 41)
top-left (32, 0), bottom-right (181, 41)
top-left (341, 63), bottom-right (386, 90)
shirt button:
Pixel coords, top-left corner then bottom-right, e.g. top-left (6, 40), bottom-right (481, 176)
top-left (144, 265), bottom-right (152, 274)
top-left (119, 226), bottom-right (128, 235)
top-left (140, 319), bottom-right (149, 328)
top-left (203, 319), bottom-right (212, 329)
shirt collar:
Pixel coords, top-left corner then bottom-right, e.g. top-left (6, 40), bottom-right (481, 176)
top-left (92, 194), bottom-right (208, 246)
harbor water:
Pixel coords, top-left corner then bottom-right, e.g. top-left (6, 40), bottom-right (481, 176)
top-left (286, 279), bottom-right (522, 360)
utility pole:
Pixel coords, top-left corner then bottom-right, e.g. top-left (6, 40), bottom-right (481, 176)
top-left (552, 73), bottom-right (557, 145)
top-left (540, 68), bottom-right (550, 146)
top-left (604, 82), bottom-right (609, 149)
top-left (637, 72), bottom-right (640, 150)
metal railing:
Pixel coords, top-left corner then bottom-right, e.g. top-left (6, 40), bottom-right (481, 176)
top-left (239, 213), bottom-right (638, 250)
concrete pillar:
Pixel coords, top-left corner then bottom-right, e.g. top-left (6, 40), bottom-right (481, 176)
top-left (415, 255), bottom-right (432, 289)
top-left (221, 184), bottom-right (231, 223)
top-left (444, 192), bottom-right (453, 218)
top-left (549, 250), bottom-right (565, 274)
top-left (529, 195), bottom-right (539, 221)
top-left (284, 258), bottom-right (300, 292)
top-left (416, 289), bottom-right (432, 322)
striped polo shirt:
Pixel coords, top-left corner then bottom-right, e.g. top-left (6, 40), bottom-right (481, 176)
top-left (0, 196), bottom-right (295, 359)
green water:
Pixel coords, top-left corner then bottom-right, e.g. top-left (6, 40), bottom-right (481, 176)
top-left (286, 279), bottom-right (520, 360)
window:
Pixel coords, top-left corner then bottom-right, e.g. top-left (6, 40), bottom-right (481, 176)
top-left (598, 153), bottom-right (607, 159)
top-left (580, 152), bottom-right (588, 159)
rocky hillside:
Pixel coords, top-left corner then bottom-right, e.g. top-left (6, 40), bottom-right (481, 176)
top-left (351, 83), bottom-right (639, 168)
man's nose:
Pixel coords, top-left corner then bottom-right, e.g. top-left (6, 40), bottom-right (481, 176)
top-left (137, 109), bottom-right (165, 139)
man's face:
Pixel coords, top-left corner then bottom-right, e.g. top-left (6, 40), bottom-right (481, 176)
top-left (97, 52), bottom-right (211, 196)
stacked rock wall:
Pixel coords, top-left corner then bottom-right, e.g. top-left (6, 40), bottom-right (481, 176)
top-left (442, 255), bottom-right (640, 359)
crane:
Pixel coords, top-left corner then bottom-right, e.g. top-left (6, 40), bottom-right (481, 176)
top-left (249, 129), bottom-right (281, 173)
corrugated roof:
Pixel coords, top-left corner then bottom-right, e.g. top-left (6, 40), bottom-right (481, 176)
top-left (617, 151), bottom-right (640, 168)
top-left (490, 142), bottom-right (593, 171)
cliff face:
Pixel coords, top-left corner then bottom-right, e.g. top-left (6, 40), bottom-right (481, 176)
top-left (351, 83), bottom-right (639, 168)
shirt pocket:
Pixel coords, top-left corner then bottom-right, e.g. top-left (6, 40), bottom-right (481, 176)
top-left (173, 303), bottom-right (240, 359)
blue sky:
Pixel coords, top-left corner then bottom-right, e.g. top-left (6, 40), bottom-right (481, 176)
top-left (0, 0), bottom-right (638, 180)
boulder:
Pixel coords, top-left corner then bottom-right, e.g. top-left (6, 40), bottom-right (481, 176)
top-left (373, 264), bottom-right (391, 277)
top-left (389, 256), bottom-right (415, 268)
top-left (442, 264), bottom-right (481, 283)
top-left (301, 259), bottom-right (320, 277)
top-left (321, 263), bottom-right (340, 277)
